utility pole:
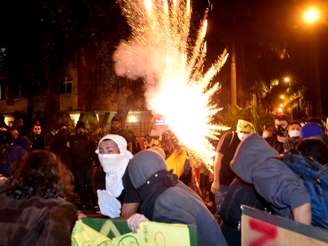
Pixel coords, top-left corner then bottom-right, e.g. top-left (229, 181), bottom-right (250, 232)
top-left (230, 43), bottom-right (237, 107)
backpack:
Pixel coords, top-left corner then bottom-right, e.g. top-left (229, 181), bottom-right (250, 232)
top-left (219, 177), bottom-right (271, 230)
top-left (282, 153), bottom-right (328, 229)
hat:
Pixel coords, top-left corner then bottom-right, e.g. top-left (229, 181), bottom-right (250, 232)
top-left (127, 150), bottom-right (166, 189)
top-left (300, 123), bottom-right (324, 139)
top-left (236, 119), bottom-right (256, 133)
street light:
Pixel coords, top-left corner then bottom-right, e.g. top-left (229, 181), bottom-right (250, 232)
top-left (303, 6), bottom-right (321, 25)
top-left (280, 94), bottom-right (285, 100)
top-left (283, 76), bottom-right (291, 83)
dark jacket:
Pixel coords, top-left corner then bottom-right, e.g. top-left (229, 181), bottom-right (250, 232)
top-left (127, 150), bottom-right (228, 246)
top-left (153, 182), bottom-right (228, 246)
top-left (68, 133), bottom-right (94, 168)
top-left (0, 194), bottom-right (77, 246)
top-left (230, 133), bottom-right (310, 218)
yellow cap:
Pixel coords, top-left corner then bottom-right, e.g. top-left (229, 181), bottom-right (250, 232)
top-left (236, 119), bottom-right (256, 133)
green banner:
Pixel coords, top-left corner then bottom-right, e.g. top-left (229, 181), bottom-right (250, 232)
top-left (71, 218), bottom-right (197, 246)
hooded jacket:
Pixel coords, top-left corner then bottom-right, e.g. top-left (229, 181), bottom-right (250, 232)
top-left (230, 133), bottom-right (310, 218)
top-left (128, 150), bottom-right (228, 246)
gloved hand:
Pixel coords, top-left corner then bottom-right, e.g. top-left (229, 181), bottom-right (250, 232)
top-left (97, 189), bottom-right (121, 218)
top-left (127, 213), bottom-right (149, 233)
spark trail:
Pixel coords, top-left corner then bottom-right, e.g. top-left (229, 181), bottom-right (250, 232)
top-left (113, 0), bottom-right (228, 165)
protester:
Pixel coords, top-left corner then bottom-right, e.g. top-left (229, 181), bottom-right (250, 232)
top-left (266, 115), bottom-right (289, 154)
top-left (68, 121), bottom-right (97, 209)
top-left (231, 133), bottom-right (312, 224)
top-left (211, 119), bottom-right (255, 213)
top-left (284, 120), bottom-right (302, 152)
top-left (163, 131), bottom-right (193, 185)
top-left (126, 150), bottom-right (228, 246)
top-left (296, 138), bottom-right (328, 166)
top-left (2, 145), bottom-right (27, 177)
top-left (95, 134), bottom-right (134, 218)
top-left (0, 150), bottom-right (78, 245)
top-left (0, 129), bottom-right (29, 177)
top-left (50, 123), bottom-right (72, 170)
top-left (29, 122), bottom-right (45, 149)
top-left (10, 128), bottom-right (32, 151)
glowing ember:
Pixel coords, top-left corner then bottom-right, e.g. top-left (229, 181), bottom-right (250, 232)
top-left (114, 0), bottom-right (228, 165)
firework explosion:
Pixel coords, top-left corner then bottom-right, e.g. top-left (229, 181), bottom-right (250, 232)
top-left (113, 0), bottom-right (228, 165)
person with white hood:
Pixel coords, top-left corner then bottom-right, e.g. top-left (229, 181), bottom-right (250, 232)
top-left (95, 134), bottom-right (140, 219)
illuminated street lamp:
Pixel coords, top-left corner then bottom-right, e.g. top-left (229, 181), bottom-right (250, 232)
top-left (280, 94), bottom-right (285, 100)
top-left (283, 76), bottom-right (291, 83)
top-left (303, 6), bottom-right (321, 25)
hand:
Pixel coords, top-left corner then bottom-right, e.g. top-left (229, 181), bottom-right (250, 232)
top-left (127, 213), bottom-right (149, 233)
top-left (211, 180), bottom-right (220, 194)
top-left (77, 211), bottom-right (87, 219)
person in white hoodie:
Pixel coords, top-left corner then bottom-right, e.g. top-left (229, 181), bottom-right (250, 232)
top-left (95, 134), bottom-right (138, 218)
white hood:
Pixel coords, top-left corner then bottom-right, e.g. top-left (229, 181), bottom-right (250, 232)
top-left (96, 134), bottom-right (133, 197)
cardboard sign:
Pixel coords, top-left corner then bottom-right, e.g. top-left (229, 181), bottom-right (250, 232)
top-left (241, 206), bottom-right (328, 246)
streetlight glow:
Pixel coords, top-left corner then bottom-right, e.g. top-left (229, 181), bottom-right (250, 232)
top-left (280, 94), bottom-right (285, 100)
top-left (283, 76), bottom-right (291, 83)
top-left (303, 6), bottom-right (321, 24)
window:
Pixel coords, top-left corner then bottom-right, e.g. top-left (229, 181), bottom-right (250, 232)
top-left (60, 76), bottom-right (73, 94)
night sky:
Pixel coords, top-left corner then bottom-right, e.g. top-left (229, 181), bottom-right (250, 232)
top-left (0, 0), bottom-right (327, 115)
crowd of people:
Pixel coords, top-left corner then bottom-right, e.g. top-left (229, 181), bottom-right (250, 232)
top-left (0, 113), bottom-right (328, 245)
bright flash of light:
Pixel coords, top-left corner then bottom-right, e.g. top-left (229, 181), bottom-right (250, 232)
top-left (114, 0), bottom-right (229, 165)
top-left (303, 6), bottom-right (321, 24)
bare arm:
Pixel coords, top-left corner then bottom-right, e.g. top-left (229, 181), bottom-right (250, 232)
top-left (121, 202), bottom-right (139, 219)
top-left (210, 152), bottom-right (223, 194)
top-left (292, 203), bottom-right (312, 225)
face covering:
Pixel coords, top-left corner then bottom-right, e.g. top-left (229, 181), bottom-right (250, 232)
top-left (288, 130), bottom-right (301, 138)
top-left (96, 135), bottom-right (133, 198)
top-left (98, 153), bottom-right (130, 197)
top-left (237, 132), bottom-right (250, 141)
